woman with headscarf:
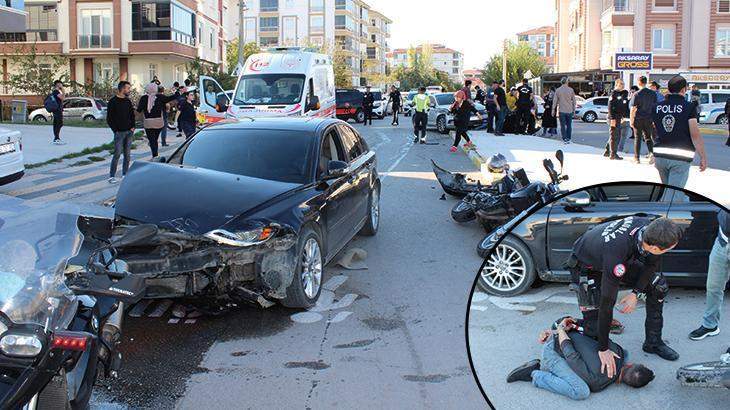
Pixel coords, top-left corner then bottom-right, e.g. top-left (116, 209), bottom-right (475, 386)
top-left (137, 82), bottom-right (182, 157)
top-left (449, 90), bottom-right (481, 153)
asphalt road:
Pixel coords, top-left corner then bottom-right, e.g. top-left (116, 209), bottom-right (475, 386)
top-left (90, 119), bottom-right (490, 409)
top-left (540, 120), bottom-right (730, 171)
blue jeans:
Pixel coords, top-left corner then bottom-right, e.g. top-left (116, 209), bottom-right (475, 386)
top-left (161, 110), bottom-right (168, 145)
top-left (109, 130), bottom-right (133, 178)
top-left (702, 236), bottom-right (730, 329)
top-left (559, 113), bottom-right (573, 141)
top-left (496, 107), bottom-right (508, 133)
top-left (532, 339), bottom-right (590, 400)
top-left (654, 157), bottom-right (691, 201)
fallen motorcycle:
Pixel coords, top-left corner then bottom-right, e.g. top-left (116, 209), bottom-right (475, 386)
top-left (0, 196), bottom-right (148, 409)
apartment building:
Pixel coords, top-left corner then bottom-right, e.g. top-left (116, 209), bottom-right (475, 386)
top-left (235, 0), bottom-right (391, 87)
top-left (555, 0), bottom-right (730, 89)
top-left (0, 0), bottom-right (231, 102)
top-left (387, 44), bottom-right (465, 83)
top-left (516, 25), bottom-right (556, 71)
top-left (0, 0), bottom-right (26, 32)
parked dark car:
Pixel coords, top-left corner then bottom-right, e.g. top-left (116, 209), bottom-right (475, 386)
top-left (336, 89), bottom-right (365, 123)
top-left (111, 118), bottom-right (380, 308)
top-left (477, 183), bottom-right (724, 296)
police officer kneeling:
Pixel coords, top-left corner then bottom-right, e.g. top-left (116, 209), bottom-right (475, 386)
top-left (568, 216), bottom-right (683, 369)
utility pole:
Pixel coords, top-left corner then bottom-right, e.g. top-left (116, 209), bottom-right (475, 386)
top-left (502, 39), bottom-right (508, 86)
top-left (237, 0), bottom-right (248, 72)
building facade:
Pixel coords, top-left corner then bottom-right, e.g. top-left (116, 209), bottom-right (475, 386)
top-left (387, 44), bottom-right (465, 84)
top-left (555, 0), bottom-right (730, 88)
top-left (516, 25), bottom-right (556, 71)
top-left (0, 0), bottom-right (27, 33)
top-left (0, 0), bottom-right (232, 102)
top-left (234, 0), bottom-right (391, 87)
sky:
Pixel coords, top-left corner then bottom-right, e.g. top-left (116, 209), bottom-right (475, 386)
top-left (366, 0), bottom-right (557, 69)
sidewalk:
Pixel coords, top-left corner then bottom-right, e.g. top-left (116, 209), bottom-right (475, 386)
top-left (463, 131), bottom-right (730, 206)
top-left (1, 123), bottom-right (115, 165)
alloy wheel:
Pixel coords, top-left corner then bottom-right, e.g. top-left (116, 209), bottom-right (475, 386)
top-left (437, 116), bottom-right (447, 133)
top-left (370, 186), bottom-right (380, 230)
top-left (480, 244), bottom-right (526, 292)
top-left (584, 112), bottom-right (596, 123)
top-left (301, 238), bottom-right (323, 299)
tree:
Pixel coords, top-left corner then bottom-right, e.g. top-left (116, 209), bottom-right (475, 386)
top-left (2, 44), bottom-right (70, 96)
top-left (392, 45), bottom-right (460, 91)
top-left (185, 57), bottom-right (237, 90)
top-left (480, 41), bottom-right (548, 89)
top-left (225, 39), bottom-right (261, 74)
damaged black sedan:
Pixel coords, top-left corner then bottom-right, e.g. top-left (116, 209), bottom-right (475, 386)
top-left (112, 118), bottom-right (380, 308)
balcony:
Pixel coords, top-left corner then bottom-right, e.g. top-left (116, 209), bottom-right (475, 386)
top-left (602, 0), bottom-right (635, 27)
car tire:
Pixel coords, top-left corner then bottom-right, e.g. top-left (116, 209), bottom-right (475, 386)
top-left (451, 200), bottom-right (476, 223)
top-left (281, 224), bottom-right (324, 309)
top-left (437, 116), bottom-right (448, 134)
top-left (355, 110), bottom-right (365, 123)
top-left (167, 120), bottom-right (178, 130)
top-left (676, 362), bottom-right (730, 387)
top-left (82, 115), bottom-right (95, 122)
top-left (477, 235), bottom-right (536, 297)
top-left (717, 114), bottom-right (728, 126)
top-left (582, 111), bottom-right (597, 123)
top-left (359, 183), bottom-right (380, 236)
top-left (33, 115), bottom-right (48, 122)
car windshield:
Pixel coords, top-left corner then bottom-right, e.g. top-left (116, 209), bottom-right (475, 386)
top-left (435, 94), bottom-right (455, 106)
top-left (407, 92), bottom-right (418, 100)
top-left (95, 99), bottom-right (107, 107)
top-left (169, 128), bottom-right (314, 184)
top-left (0, 196), bottom-right (82, 330)
top-left (233, 74), bottom-right (306, 105)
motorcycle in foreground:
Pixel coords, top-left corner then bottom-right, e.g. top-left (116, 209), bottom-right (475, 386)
top-left (0, 196), bottom-right (149, 409)
top-left (676, 350), bottom-right (730, 389)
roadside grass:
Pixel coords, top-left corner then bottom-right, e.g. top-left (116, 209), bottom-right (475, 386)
top-left (26, 131), bottom-right (146, 169)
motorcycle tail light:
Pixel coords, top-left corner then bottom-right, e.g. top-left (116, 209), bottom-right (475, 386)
top-left (0, 334), bottom-right (43, 357)
top-left (51, 332), bottom-right (89, 352)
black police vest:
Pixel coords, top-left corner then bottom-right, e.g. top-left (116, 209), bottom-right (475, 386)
top-left (652, 94), bottom-right (695, 162)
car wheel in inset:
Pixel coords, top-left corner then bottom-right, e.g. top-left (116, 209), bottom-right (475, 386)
top-left (33, 115), bottom-right (48, 122)
top-left (360, 183), bottom-right (380, 236)
top-left (437, 116), bottom-right (448, 134)
top-left (355, 110), bottom-right (365, 123)
top-left (583, 111), bottom-right (597, 123)
top-left (717, 114), bottom-right (728, 125)
top-left (282, 225), bottom-right (324, 308)
top-left (82, 115), bottom-right (95, 122)
top-left (477, 236), bottom-right (536, 296)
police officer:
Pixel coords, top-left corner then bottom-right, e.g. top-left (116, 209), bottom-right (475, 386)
top-left (629, 76), bottom-right (657, 164)
top-left (515, 78), bottom-right (533, 134)
top-left (387, 85), bottom-right (401, 126)
top-left (362, 86), bottom-right (375, 126)
top-left (411, 86), bottom-right (430, 144)
top-left (606, 79), bottom-right (630, 160)
top-left (652, 75), bottom-right (708, 199)
top-left (568, 216), bottom-right (683, 378)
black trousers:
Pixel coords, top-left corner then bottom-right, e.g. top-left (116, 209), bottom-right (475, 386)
top-left (516, 106), bottom-right (532, 134)
top-left (392, 105), bottom-right (400, 125)
top-left (363, 107), bottom-right (373, 125)
top-left (52, 113), bottom-right (63, 140)
top-left (413, 111), bottom-right (427, 139)
top-left (633, 118), bottom-right (655, 158)
top-left (453, 126), bottom-right (471, 147)
top-left (486, 109), bottom-right (497, 133)
top-left (145, 128), bottom-right (162, 157)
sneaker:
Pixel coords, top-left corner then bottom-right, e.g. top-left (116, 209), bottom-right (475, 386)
top-left (610, 155), bottom-right (624, 160)
top-left (494, 132), bottom-right (504, 136)
top-left (563, 140), bottom-right (571, 145)
top-left (689, 325), bottom-right (720, 341)
top-left (449, 146), bottom-right (458, 153)
top-left (602, 151), bottom-right (610, 158)
top-left (507, 359), bottom-right (540, 383)
top-left (176, 133), bottom-right (183, 138)
top-left (633, 157), bottom-right (641, 164)
top-left (648, 154), bottom-right (655, 165)
top-left (108, 177), bottom-right (119, 184)
top-left (413, 135), bottom-right (419, 143)
top-left (52, 139), bottom-right (67, 145)
top-left (419, 138), bottom-right (427, 144)
top-left (610, 319), bottom-right (624, 335)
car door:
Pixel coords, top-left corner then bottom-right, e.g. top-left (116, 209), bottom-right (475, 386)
top-left (198, 75), bottom-right (230, 124)
top-left (62, 98), bottom-right (80, 120)
top-left (663, 188), bottom-right (720, 284)
top-left (77, 98), bottom-right (94, 119)
top-left (593, 97), bottom-right (609, 119)
top-left (545, 184), bottom-right (669, 272)
top-left (337, 124), bottom-right (374, 231)
top-left (318, 126), bottom-right (354, 257)
top-left (427, 96), bottom-right (438, 125)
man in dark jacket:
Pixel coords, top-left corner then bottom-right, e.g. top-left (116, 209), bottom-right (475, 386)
top-left (106, 80), bottom-right (136, 184)
top-left (725, 99), bottom-right (730, 146)
top-left (606, 79), bottom-right (630, 160)
top-left (51, 80), bottom-right (66, 144)
top-left (630, 76), bottom-right (657, 164)
top-left (362, 86), bottom-right (375, 126)
top-left (507, 317), bottom-right (655, 400)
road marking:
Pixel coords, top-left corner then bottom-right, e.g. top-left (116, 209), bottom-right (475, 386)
top-left (381, 140), bottom-right (413, 182)
top-left (291, 274), bottom-right (359, 324)
top-left (7, 167), bottom-right (108, 196)
top-left (31, 177), bottom-right (116, 202)
top-left (329, 311), bottom-right (353, 323)
top-left (322, 275), bottom-right (348, 292)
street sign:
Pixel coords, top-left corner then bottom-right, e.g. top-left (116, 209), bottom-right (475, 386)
top-left (615, 52), bottom-right (653, 71)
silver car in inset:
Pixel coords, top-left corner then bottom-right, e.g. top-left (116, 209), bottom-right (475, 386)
top-left (28, 97), bottom-right (107, 123)
top-left (575, 96), bottom-right (609, 123)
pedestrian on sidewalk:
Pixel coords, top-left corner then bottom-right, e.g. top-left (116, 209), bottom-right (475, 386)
top-left (605, 79), bottom-right (630, 160)
top-left (137, 82), bottom-right (181, 158)
top-left (541, 88), bottom-right (558, 137)
top-left (411, 86), bottom-right (430, 144)
top-left (553, 77), bottom-right (576, 144)
top-left (515, 79), bottom-right (533, 135)
top-left (461, 80), bottom-right (473, 102)
top-left (689, 210), bottom-right (729, 341)
top-left (494, 80), bottom-right (508, 136)
top-left (652, 75), bottom-right (708, 200)
top-left (48, 80), bottom-right (66, 145)
top-left (629, 76), bottom-right (657, 164)
top-left (362, 86), bottom-right (374, 126)
top-left (724, 97), bottom-right (730, 147)
top-left (690, 84), bottom-right (702, 118)
top-left (106, 80), bottom-right (136, 184)
top-left (449, 90), bottom-right (481, 153)
top-left (178, 90), bottom-right (198, 139)
top-left (387, 85), bottom-right (401, 126)
top-left (650, 81), bottom-right (664, 103)
top-left (159, 86), bottom-right (169, 147)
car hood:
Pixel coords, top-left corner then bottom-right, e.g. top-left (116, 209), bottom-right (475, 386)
top-left (114, 161), bottom-right (301, 234)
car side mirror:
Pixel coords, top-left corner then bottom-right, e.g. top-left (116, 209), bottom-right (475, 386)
top-left (559, 191), bottom-right (591, 208)
top-left (555, 150), bottom-right (564, 168)
top-left (324, 160), bottom-right (348, 180)
top-left (429, 103), bottom-right (435, 108)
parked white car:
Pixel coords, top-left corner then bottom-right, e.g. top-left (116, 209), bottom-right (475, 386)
top-left (695, 90), bottom-right (730, 124)
top-left (0, 127), bottom-right (24, 186)
top-left (27, 96), bottom-right (107, 122)
top-left (575, 96), bottom-right (609, 123)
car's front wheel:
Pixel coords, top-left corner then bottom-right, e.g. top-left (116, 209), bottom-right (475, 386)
top-left (717, 114), bottom-right (728, 125)
top-left (355, 109), bottom-right (365, 123)
top-left (282, 225), bottom-right (324, 308)
top-left (33, 115), bottom-right (48, 122)
top-left (360, 183), bottom-right (380, 236)
top-left (477, 236), bottom-right (536, 296)
top-left (582, 111), bottom-right (597, 123)
top-left (437, 116), bottom-right (448, 134)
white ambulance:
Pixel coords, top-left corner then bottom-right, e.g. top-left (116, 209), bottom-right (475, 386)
top-left (198, 47), bottom-right (336, 123)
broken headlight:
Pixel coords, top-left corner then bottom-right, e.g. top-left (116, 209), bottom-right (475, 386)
top-left (204, 226), bottom-right (277, 247)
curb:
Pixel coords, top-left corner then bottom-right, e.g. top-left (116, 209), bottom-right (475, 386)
top-left (699, 127), bottom-right (727, 136)
top-left (451, 131), bottom-right (487, 172)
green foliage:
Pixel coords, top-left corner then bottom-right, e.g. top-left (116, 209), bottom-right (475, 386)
top-left (185, 57), bottom-right (237, 90)
top-left (392, 46), bottom-right (460, 92)
top-left (481, 41), bottom-right (548, 89)
top-left (2, 44), bottom-right (70, 96)
top-left (225, 39), bottom-right (261, 73)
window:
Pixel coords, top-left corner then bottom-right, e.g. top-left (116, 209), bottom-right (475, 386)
top-left (94, 62), bottom-right (118, 82)
top-left (132, 1), bottom-right (195, 46)
top-left (335, 15), bottom-right (355, 31)
top-left (319, 130), bottom-right (345, 176)
top-left (652, 26), bottom-right (675, 53)
top-left (260, 36), bottom-right (278, 46)
top-left (260, 0), bottom-right (278, 12)
top-left (720, 0), bottom-right (730, 13)
top-left (653, 0), bottom-right (675, 11)
top-left (310, 0), bottom-right (324, 12)
top-left (244, 18), bottom-right (256, 42)
top-left (260, 16), bottom-right (278, 32)
top-left (716, 28), bottom-right (730, 56)
top-left (712, 93), bottom-right (730, 104)
top-left (209, 27), bottom-right (214, 48)
top-left (148, 64), bottom-right (157, 82)
top-left (25, 4), bottom-right (58, 41)
top-left (452, 68), bottom-right (459, 74)
top-left (309, 14), bottom-right (323, 33)
top-left (598, 185), bottom-right (660, 202)
top-left (335, 0), bottom-right (355, 14)
top-left (78, 9), bottom-right (112, 48)
top-left (282, 16), bottom-right (297, 44)
top-left (337, 125), bottom-right (363, 161)
top-left (366, 46), bottom-right (376, 59)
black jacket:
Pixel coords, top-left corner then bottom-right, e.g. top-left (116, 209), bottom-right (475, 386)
top-left (136, 92), bottom-right (180, 119)
top-left (608, 89), bottom-right (630, 120)
top-left (631, 88), bottom-right (657, 121)
top-left (106, 95), bottom-right (136, 132)
top-left (556, 330), bottom-right (625, 392)
top-left (178, 100), bottom-right (197, 124)
top-left (572, 216), bottom-right (659, 350)
top-left (388, 91), bottom-right (401, 108)
top-left (450, 100), bottom-right (478, 130)
top-left (363, 92), bottom-right (375, 108)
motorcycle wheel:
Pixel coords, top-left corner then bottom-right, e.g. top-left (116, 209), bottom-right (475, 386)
top-left (676, 361), bottom-right (730, 388)
top-left (451, 201), bottom-right (476, 223)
